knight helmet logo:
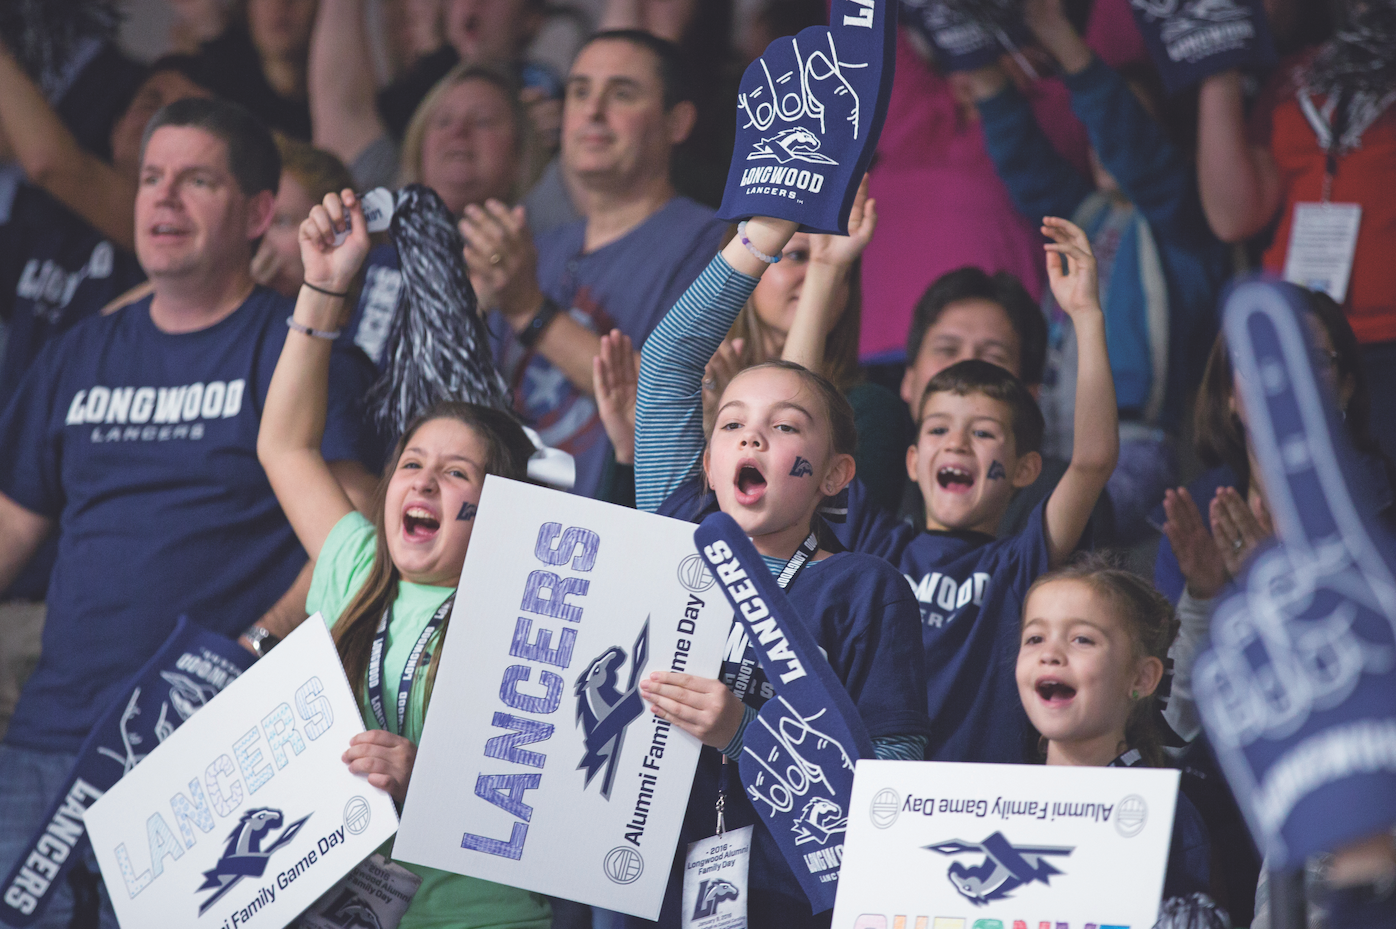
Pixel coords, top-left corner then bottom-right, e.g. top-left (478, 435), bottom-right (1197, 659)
top-left (196, 807), bottom-right (311, 914)
top-left (926, 832), bottom-right (1073, 905)
top-left (791, 796), bottom-right (847, 846)
top-left (575, 619), bottom-right (650, 800)
top-left (691, 878), bottom-right (741, 920)
top-left (749, 127), bottom-right (839, 165)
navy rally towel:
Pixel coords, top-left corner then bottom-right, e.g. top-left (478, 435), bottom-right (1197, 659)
top-left (717, 0), bottom-right (897, 235)
top-left (1126, 0), bottom-right (1277, 95)
top-left (899, 0), bottom-right (1030, 73)
top-left (0, 617), bottom-right (252, 926)
top-left (694, 513), bottom-right (874, 913)
top-left (1193, 278), bottom-right (1396, 871)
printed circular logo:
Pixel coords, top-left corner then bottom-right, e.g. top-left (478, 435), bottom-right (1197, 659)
top-left (604, 846), bottom-right (644, 884)
top-left (1115, 795), bottom-right (1147, 838)
top-left (870, 788), bottom-right (900, 828)
top-left (344, 796), bottom-right (371, 835)
top-left (677, 554), bottom-right (716, 592)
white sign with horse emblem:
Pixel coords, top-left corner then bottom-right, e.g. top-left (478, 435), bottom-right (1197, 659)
top-left (391, 477), bottom-right (731, 919)
top-left (84, 619), bottom-right (399, 929)
top-left (832, 761), bottom-right (1180, 929)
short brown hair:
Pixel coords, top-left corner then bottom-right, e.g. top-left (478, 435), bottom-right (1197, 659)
top-left (275, 135), bottom-right (353, 206)
top-left (919, 359), bottom-right (1044, 456)
top-left (1024, 553), bottom-right (1179, 767)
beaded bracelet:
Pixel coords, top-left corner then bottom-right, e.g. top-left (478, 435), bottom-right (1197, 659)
top-left (737, 221), bottom-right (781, 264)
top-left (286, 316), bottom-right (342, 340)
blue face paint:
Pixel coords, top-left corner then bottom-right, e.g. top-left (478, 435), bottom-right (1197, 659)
top-left (790, 457), bottom-right (813, 478)
top-left (457, 502), bottom-right (478, 521)
top-left (987, 461), bottom-right (1006, 481)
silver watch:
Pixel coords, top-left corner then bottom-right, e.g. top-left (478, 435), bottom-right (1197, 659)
top-left (243, 625), bottom-right (280, 658)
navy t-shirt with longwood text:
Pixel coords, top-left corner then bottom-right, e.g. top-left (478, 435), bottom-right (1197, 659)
top-left (833, 479), bottom-right (1052, 763)
top-left (0, 287), bottom-right (377, 752)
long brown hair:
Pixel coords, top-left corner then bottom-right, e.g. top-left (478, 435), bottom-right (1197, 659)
top-left (333, 402), bottom-right (535, 706)
top-left (1194, 286), bottom-right (1384, 492)
top-left (719, 228), bottom-right (865, 392)
top-left (1024, 554), bottom-right (1179, 767)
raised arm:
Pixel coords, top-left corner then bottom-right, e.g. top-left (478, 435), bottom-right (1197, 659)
top-left (633, 216), bottom-right (797, 512)
top-left (1024, 0), bottom-right (1201, 238)
top-left (964, 63), bottom-right (1093, 224)
top-left (309, 0), bottom-right (390, 173)
top-left (256, 189), bottom-right (370, 559)
top-left (782, 177), bottom-right (876, 375)
top-left (1041, 217), bottom-right (1118, 566)
top-left (1196, 70), bottom-right (1283, 242)
top-left (0, 39), bottom-right (134, 249)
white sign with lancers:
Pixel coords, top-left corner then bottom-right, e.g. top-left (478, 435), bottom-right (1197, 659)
top-left (832, 761), bottom-right (1179, 929)
top-left (84, 620), bottom-right (399, 929)
top-left (392, 478), bottom-right (731, 919)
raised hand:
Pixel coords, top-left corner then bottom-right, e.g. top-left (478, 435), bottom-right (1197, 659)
top-left (343, 729), bottom-right (417, 805)
top-left (459, 199), bottom-right (543, 320)
top-left (1042, 216), bottom-right (1100, 319)
top-left (1210, 485), bottom-right (1274, 579)
top-left (1162, 487), bottom-right (1229, 600)
top-left (808, 175), bottom-right (877, 268)
top-left (300, 188), bottom-right (369, 295)
top-left (1021, 0), bottom-right (1093, 74)
top-left (1193, 279), bottom-right (1396, 870)
top-left (593, 329), bottom-right (639, 465)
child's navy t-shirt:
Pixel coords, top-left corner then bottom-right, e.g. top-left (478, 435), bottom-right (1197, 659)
top-left (652, 486), bottom-right (930, 928)
top-left (0, 287), bottom-right (378, 752)
top-left (832, 478), bottom-right (1052, 764)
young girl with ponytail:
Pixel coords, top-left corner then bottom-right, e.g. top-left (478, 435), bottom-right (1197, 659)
top-left (1016, 553), bottom-right (1210, 901)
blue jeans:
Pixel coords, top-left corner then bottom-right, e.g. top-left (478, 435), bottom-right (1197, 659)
top-left (0, 745), bottom-right (118, 929)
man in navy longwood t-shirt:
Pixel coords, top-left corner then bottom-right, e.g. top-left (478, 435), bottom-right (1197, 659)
top-left (0, 98), bottom-right (377, 927)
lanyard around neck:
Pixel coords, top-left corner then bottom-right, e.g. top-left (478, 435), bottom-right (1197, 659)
top-left (775, 531), bottom-right (820, 591)
top-left (368, 593), bottom-right (455, 735)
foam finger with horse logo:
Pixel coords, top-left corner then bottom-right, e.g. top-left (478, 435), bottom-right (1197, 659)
top-left (390, 478), bottom-right (730, 920)
top-left (695, 513), bottom-right (877, 914)
top-left (832, 762), bottom-right (1180, 928)
top-left (82, 620), bottom-right (399, 929)
top-left (718, 0), bottom-right (897, 234)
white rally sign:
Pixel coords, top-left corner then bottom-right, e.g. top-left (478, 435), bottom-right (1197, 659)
top-left (393, 477), bottom-right (731, 919)
top-left (85, 619), bottom-right (399, 929)
top-left (832, 761), bottom-right (1179, 929)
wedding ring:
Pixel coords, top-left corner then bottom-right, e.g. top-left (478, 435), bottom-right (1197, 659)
top-left (489, 252), bottom-right (502, 265)
top-left (1233, 536), bottom-right (1244, 553)
top-left (702, 378), bottom-right (717, 391)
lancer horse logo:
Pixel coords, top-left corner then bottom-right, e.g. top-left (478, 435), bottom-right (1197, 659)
top-left (575, 620), bottom-right (650, 799)
top-left (196, 807), bottom-right (310, 913)
top-left (792, 796), bottom-right (847, 846)
top-left (927, 832), bottom-right (1073, 905)
top-left (748, 128), bottom-right (840, 165)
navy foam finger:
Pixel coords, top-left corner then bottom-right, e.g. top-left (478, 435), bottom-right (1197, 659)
top-left (1194, 278), bottom-right (1396, 870)
top-left (718, 0), bottom-right (896, 235)
top-left (1223, 280), bottom-right (1372, 552)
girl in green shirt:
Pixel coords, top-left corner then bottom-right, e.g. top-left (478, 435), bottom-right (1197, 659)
top-left (257, 189), bottom-right (550, 928)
